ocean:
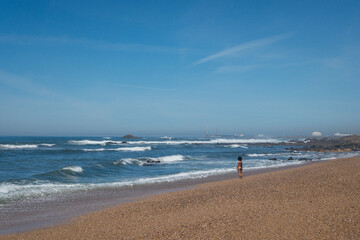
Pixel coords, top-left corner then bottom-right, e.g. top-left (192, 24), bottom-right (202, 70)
top-left (0, 136), bottom-right (357, 205)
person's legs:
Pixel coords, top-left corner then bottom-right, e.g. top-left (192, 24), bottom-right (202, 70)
top-left (238, 169), bottom-right (242, 179)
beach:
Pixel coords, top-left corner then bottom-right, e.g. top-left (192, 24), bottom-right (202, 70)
top-left (2, 156), bottom-right (359, 239)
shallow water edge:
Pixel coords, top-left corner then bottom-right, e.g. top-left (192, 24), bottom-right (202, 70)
top-left (0, 161), bottom-right (317, 235)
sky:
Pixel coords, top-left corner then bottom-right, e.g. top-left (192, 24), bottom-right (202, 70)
top-left (0, 0), bottom-right (359, 137)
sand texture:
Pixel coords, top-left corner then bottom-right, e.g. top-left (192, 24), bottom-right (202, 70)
top-left (2, 156), bottom-right (360, 240)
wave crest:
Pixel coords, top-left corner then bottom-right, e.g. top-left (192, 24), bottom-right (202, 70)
top-left (61, 166), bottom-right (83, 173)
top-left (39, 143), bottom-right (55, 147)
top-left (155, 155), bottom-right (185, 163)
top-left (83, 146), bottom-right (151, 152)
top-left (225, 144), bottom-right (248, 148)
top-left (127, 138), bottom-right (283, 145)
top-left (113, 154), bottom-right (185, 166)
top-left (68, 140), bottom-right (116, 146)
top-left (0, 144), bottom-right (38, 149)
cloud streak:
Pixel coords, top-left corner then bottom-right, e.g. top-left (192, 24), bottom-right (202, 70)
top-left (214, 64), bottom-right (260, 73)
top-left (0, 70), bottom-right (60, 98)
top-left (0, 70), bottom-right (113, 110)
top-left (193, 33), bottom-right (293, 66)
top-left (115, 83), bottom-right (176, 92)
top-left (0, 34), bottom-right (189, 54)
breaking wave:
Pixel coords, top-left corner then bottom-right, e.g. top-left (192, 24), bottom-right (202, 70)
top-left (0, 168), bottom-right (234, 203)
top-left (61, 166), bottom-right (83, 173)
top-left (83, 146), bottom-right (151, 152)
top-left (113, 155), bottom-right (185, 166)
top-left (225, 144), bottom-right (248, 148)
top-left (246, 153), bottom-right (274, 157)
top-left (68, 140), bottom-right (117, 146)
top-left (113, 158), bottom-right (144, 166)
top-left (69, 138), bottom-right (284, 147)
top-left (156, 155), bottom-right (185, 163)
top-left (0, 144), bottom-right (38, 149)
top-left (39, 143), bottom-right (55, 147)
top-left (127, 138), bottom-right (283, 145)
top-left (160, 136), bottom-right (173, 140)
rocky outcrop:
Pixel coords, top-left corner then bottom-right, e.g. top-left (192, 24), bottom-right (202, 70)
top-left (274, 135), bottom-right (360, 152)
top-left (122, 134), bottom-right (140, 139)
top-left (296, 135), bottom-right (360, 152)
top-left (146, 160), bottom-right (160, 164)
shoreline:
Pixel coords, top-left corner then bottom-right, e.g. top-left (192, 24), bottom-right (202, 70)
top-left (2, 156), bottom-right (359, 239)
top-left (0, 160), bottom-right (317, 235)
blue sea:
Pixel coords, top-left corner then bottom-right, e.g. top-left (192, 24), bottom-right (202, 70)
top-left (0, 136), bottom-right (357, 204)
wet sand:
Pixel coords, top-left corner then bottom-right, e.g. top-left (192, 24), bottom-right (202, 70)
top-left (2, 156), bottom-right (360, 239)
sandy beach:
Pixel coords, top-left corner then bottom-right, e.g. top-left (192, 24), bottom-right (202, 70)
top-left (2, 156), bottom-right (359, 239)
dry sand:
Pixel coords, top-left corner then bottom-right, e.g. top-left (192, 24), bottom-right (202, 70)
top-left (2, 156), bottom-right (360, 239)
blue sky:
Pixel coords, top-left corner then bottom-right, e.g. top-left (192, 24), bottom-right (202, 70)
top-left (0, 0), bottom-right (359, 136)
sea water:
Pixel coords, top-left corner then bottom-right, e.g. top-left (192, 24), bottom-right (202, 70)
top-left (0, 136), bottom-right (358, 204)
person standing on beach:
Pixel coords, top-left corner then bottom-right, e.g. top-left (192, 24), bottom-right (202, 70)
top-left (237, 156), bottom-right (243, 179)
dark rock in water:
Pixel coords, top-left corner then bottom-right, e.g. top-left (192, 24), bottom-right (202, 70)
top-left (146, 160), bottom-right (161, 164)
top-left (269, 158), bottom-right (277, 161)
top-left (299, 158), bottom-right (312, 161)
top-left (295, 134), bottom-right (360, 152)
top-left (121, 141), bottom-right (128, 144)
top-left (288, 157), bottom-right (293, 160)
top-left (122, 134), bottom-right (140, 139)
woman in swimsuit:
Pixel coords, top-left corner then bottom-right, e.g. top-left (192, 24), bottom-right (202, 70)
top-left (237, 156), bottom-right (243, 179)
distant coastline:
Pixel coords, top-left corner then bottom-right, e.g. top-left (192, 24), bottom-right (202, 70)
top-left (245, 134), bottom-right (360, 152)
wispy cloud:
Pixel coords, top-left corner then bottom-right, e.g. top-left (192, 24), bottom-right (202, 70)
top-left (0, 70), bottom-right (111, 109)
top-left (214, 64), bottom-right (260, 73)
top-left (192, 33), bottom-right (293, 66)
top-left (0, 70), bottom-right (60, 98)
top-left (115, 83), bottom-right (175, 92)
top-left (0, 34), bottom-right (189, 54)
top-left (214, 60), bottom-right (316, 74)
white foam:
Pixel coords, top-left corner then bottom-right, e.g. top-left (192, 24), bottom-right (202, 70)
top-left (160, 136), bottom-right (173, 140)
top-left (0, 168), bottom-right (236, 203)
top-left (334, 132), bottom-right (351, 137)
top-left (114, 158), bottom-right (144, 166)
top-left (127, 138), bottom-right (283, 145)
top-left (0, 181), bottom-right (96, 202)
top-left (225, 144), bottom-right (248, 148)
top-left (246, 153), bottom-right (273, 157)
top-left (83, 146), bottom-right (151, 152)
top-left (83, 148), bottom-right (106, 152)
top-left (143, 155), bottom-right (185, 163)
top-left (71, 138), bottom-right (284, 147)
top-left (61, 166), bottom-right (83, 173)
top-left (133, 168), bottom-right (235, 184)
top-left (157, 155), bottom-right (184, 163)
top-left (39, 143), bottom-right (55, 147)
top-left (246, 160), bottom-right (305, 170)
top-left (114, 146), bottom-right (151, 152)
top-left (68, 140), bottom-right (114, 146)
top-left (210, 138), bottom-right (281, 144)
top-left (7, 153), bottom-right (357, 203)
top-left (114, 154), bottom-right (185, 166)
top-left (0, 144), bottom-right (38, 149)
